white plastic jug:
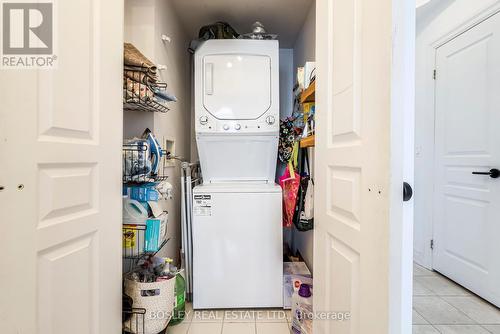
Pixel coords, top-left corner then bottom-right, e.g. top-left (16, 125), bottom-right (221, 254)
top-left (123, 197), bottom-right (149, 223)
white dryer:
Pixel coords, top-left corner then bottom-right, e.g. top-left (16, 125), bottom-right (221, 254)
top-left (192, 40), bottom-right (283, 309)
top-left (194, 39), bottom-right (279, 184)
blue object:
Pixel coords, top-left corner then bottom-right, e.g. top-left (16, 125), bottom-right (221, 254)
top-left (144, 219), bottom-right (161, 252)
top-left (143, 129), bottom-right (163, 175)
top-left (123, 139), bottom-right (152, 181)
top-left (154, 89), bottom-right (178, 102)
top-left (124, 184), bottom-right (159, 202)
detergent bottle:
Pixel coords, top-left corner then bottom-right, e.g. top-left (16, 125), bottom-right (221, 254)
top-left (291, 283), bottom-right (313, 334)
top-left (169, 268), bottom-right (186, 325)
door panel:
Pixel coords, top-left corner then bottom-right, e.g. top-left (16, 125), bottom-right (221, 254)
top-left (315, 0), bottom-right (408, 333)
top-left (38, 0), bottom-right (96, 142)
top-left (38, 234), bottom-right (98, 334)
top-left (433, 12), bottom-right (500, 307)
top-left (0, 0), bottom-right (123, 333)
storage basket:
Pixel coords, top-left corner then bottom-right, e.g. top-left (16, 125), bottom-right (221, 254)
top-left (124, 277), bottom-right (175, 334)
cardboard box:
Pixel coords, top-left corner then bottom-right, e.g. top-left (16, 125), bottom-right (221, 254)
top-left (303, 61), bottom-right (316, 89)
top-left (283, 262), bottom-right (312, 309)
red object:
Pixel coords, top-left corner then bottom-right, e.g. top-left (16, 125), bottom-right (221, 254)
top-left (279, 166), bottom-right (300, 227)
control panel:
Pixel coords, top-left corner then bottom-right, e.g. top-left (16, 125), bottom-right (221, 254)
top-left (196, 113), bottom-right (279, 134)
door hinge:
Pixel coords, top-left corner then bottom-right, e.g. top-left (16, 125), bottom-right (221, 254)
top-left (433, 69), bottom-right (437, 80)
top-left (430, 239), bottom-right (434, 250)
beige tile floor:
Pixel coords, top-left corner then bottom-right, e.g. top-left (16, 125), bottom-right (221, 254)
top-left (166, 304), bottom-right (292, 334)
top-left (413, 263), bottom-right (500, 334)
top-left (165, 263), bottom-right (500, 334)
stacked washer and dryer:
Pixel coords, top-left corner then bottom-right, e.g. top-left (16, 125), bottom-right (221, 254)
top-left (192, 40), bottom-right (283, 309)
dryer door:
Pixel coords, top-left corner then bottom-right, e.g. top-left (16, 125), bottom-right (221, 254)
top-left (203, 54), bottom-right (271, 120)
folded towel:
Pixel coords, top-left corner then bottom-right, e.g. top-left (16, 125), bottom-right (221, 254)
top-left (124, 43), bottom-right (157, 79)
top-left (124, 69), bottom-right (155, 85)
top-left (123, 77), bottom-right (154, 99)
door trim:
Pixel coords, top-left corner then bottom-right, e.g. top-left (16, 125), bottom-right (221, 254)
top-left (432, 5), bottom-right (500, 49)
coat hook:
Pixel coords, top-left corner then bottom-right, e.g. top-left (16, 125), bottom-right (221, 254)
top-left (161, 34), bottom-right (171, 43)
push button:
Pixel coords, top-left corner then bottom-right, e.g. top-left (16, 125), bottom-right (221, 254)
top-left (266, 115), bottom-right (275, 125)
top-left (223, 124), bottom-right (230, 131)
top-left (235, 124), bottom-right (241, 130)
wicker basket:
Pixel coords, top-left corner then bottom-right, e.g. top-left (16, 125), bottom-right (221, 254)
top-left (124, 277), bottom-right (175, 334)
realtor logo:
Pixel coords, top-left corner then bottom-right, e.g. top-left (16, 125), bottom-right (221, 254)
top-left (1, 0), bottom-right (56, 68)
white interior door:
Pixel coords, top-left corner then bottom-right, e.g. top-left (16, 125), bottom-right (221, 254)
top-left (0, 1), bottom-right (123, 333)
top-left (433, 12), bottom-right (500, 307)
top-left (314, 0), bottom-right (413, 333)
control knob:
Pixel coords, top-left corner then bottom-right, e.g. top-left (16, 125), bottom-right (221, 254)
top-left (199, 116), bottom-right (208, 125)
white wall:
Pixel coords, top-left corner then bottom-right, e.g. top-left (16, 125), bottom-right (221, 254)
top-left (293, 3), bottom-right (316, 83)
top-left (414, 0), bottom-right (500, 268)
top-left (279, 49), bottom-right (294, 119)
top-left (291, 1), bottom-right (315, 271)
top-left (125, 0), bottom-right (191, 264)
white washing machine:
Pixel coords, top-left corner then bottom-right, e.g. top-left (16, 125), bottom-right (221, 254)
top-left (192, 40), bottom-right (283, 309)
top-left (192, 183), bottom-right (282, 309)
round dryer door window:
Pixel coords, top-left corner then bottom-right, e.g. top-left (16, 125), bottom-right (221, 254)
top-left (202, 54), bottom-right (271, 120)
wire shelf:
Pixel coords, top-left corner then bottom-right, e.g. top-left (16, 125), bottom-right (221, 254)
top-left (123, 223), bottom-right (170, 273)
top-left (123, 307), bottom-right (146, 334)
top-left (123, 65), bottom-right (170, 114)
top-left (123, 141), bottom-right (168, 184)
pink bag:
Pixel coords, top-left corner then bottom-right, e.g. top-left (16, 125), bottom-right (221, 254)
top-left (279, 165), bottom-right (301, 228)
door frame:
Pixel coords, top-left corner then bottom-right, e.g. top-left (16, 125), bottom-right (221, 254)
top-left (415, 2), bottom-right (500, 270)
top-left (391, 1), bottom-right (416, 332)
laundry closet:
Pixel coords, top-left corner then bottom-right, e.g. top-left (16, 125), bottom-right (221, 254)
top-left (0, 0), bottom-right (415, 332)
top-left (122, 0), bottom-right (316, 333)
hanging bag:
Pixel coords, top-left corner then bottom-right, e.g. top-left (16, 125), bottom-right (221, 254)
top-left (293, 149), bottom-right (314, 231)
top-left (279, 142), bottom-right (300, 227)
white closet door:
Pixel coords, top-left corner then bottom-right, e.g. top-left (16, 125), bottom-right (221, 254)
top-left (0, 1), bottom-right (123, 333)
top-left (314, 0), bottom-right (412, 333)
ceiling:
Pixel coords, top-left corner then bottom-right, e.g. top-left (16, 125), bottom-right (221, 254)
top-left (169, 0), bottom-right (315, 48)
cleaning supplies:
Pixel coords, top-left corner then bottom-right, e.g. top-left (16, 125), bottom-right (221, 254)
top-left (291, 284), bottom-right (313, 334)
top-left (124, 183), bottom-right (160, 202)
top-left (160, 258), bottom-right (174, 277)
top-left (283, 262), bottom-right (312, 309)
top-left (123, 197), bottom-right (149, 223)
top-left (144, 218), bottom-right (162, 252)
top-left (169, 268), bottom-right (186, 325)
